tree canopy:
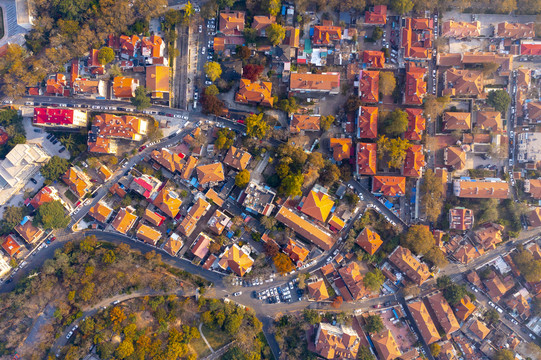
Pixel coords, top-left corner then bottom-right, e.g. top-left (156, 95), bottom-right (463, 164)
top-left (130, 86), bottom-right (151, 110)
top-left (279, 173), bottom-right (304, 197)
top-left (35, 200), bottom-right (70, 229)
top-left (320, 115), bottom-right (335, 131)
top-left (487, 90), bottom-right (511, 115)
top-left (245, 113), bottom-right (269, 139)
top-left (391, 0), bottom-right (414, 14)
top-left (423, 95), bottom-right (450, 120)
top-left (242, 64), bottom-right (264, 82)
top-left (41, 156), bottom-right (69, 183)
top-left (382, 109), bottom-right (408, 136)
top-left (402, 225), bottom-right (434, 255)
top-left (420, 169), bottom-right (444, 222)
top-left (235, 170), bottom-right (251, 188)
top-left (204, 61), bottom-right (222, 82)
top-left (363, 269), bottom-right (385, 292)
top-left (98, 47), bottom-right (115, 65)
top-left (215, 128), bottom-right (235, 150)
top-left (201, 93), bottom-right (225, 115)
top-left (379, 72), bottom-right (396, 96)
top-left (365, 315), bottom-right (384, 333)
top-left (493, 349), bottom-right (515, 360)
top-left (204, 85), bottom-right (219, 96)
top-left (512, 247), bottom-right (541, 283)
top-left (267, 23), bottom-right (286, 46)
top-left (377, 135), bottom-right (412, 169)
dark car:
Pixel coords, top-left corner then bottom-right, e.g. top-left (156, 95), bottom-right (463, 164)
top-left (59, 147), bottom-right (66, 153)
top-left (52, 139), bottom-right (59, 145)
top-left (158, 112), bottom-right (166, 116)
top-left (81, 104), bottom-right (89, 108)
top-left (46, 133), bottom-right (53, 140)
top-left (30, 178), bottom-right (37, 184)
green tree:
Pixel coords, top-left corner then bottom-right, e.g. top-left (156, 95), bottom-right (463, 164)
top-left (436, 275), bottom-right (451, 289)
top-left (379, 72), bottom-right (396, 96)
top-left (102, 250), bottom-right (116, 264)
top-left (279, 173), bottom-right (303, 197)
top-left (377, 136), bottom-right (412, 169)
top-left (35, 201), bottom-right (70, 229)
top-left (204, 61), bottom-right (222, 82)
top-left (391, 0), bottom-right (414, 14)
top-left (130, 86), bottom-right (151, 110)
top-left (383, 109), bottom-right (408, 136)
top-left (512, 248), bottom-right (541, 283)
top-left (303, 309), bottom-right (321, 325)
top-left (246, 113), bottom-right (269, 139)
top-left (487, 89), bottom-right (511, 115)
top-left (358, 346), bottom-right (376, 360)
top-left (402, 225), bottom-right (434, 255)
top-left (1, 205), bottom-right (26, 234)
top-left (319, 163), bottom-right (340, 186)
top-left (363, 269), bottom-right (385, 292)
top-left (98, 47), bottom-right (115, 65)
top-left (430, 343), bottom-right (441, 357)
top-left (243, 28), bottom-right (258, 43)
top-left (485, 308), bottom-right (499, 324)
top-left (306, 152), bottom-right (326, 171)
top-left (372, 27), bottom-right (383, 41)
top-left (493, 349), bottom-right (514, 360)
top-left (421, 169), bottom-right (444, 222)
top-left (205, 84), bottom-right (219, 96)
top-left (235, 169), bottom-right (250, 188)
top-left (267, 23), bottom-right (286, 46)
top-left (224, 314), bottom-right (243, 334)
top-left (365, 315), bottom-right (384, 333)
top-left (320, 115), bottom-right (335, 131)
top-left (41, 156), bottom-right (69, 183)
top-left (442, 283), bottom-right (467, 306)
top-left (425, 246), bottom-right (448, 268)
top-left (183, 1), bottom-right (195, 20)
top-left (215, 129), bottom-right (235, 150)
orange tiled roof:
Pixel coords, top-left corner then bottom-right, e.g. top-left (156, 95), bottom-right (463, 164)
top-left (365, 5), bottom-right (387, 25)
top-left (283, 26), bottom-right (300, 48)
top-left (218, 244), bottom-right (254, 276)
top-left (30, 186), bottom-right (59, 209)
top-left (46, 74), bottom-right (66, 95)
top-left (98, 165), bottom-right (113, 181)
top-left (427, 292), bottom-right (460, 335)
top-left (453, 243), bottom-right (481, 264)
top-left (356, 143), bottom-right (377, 176)
top-left (404, 65), bottom-right (427, 105)
top-left (442, 20), bottom-right (481, 38)
top-left (301, 190), bottom-right (335, 223)
top-left (111, 208), bottom-right (137, 234)
top-left (153, 188), bottom-right (182, 218)
top-left (359, 70), bottom-right (379, 103)
top-left (328, 215), bottom-right (345, 231)
top-left (88, 201), bottom-right (113, 223)
top-left (196, 162), bottom-right (225, 185)
top-left (181, 156), bottom-right (198, 180)
top-left (110, 183), bottom-right (127, 198)
top-left (404, 108), bottom-right (426, 141)
top-left (164, 234), bottom-right (183, 256)
top-left (444, 112), bottom-right (471, 131)
top-left (120, 35), bottom-right (140, 56)
top-left (223, 146), bottom-right (251, 170)
top-left (146, 65), bottom-right (169, 97)
top-left (93, 113), bottom-right (146, 141)
top-left (356, 227), bottom-right (382, 255)
top-left (253, 16), bottom-right (275, 35)
top-left (476, 111), bottom-right (501, 131)
top-left (338, 261), bottom-right (370, 300)
top-left (496, 22), bottom-right (535, 39)
top-left (178, 197), bottom-right (210, 236)
top-left (143, 208), bottom-right (165, 227)
top-left (315, 323), bottom-right (360, 359)
top-left (389, 246), bottom-right (430, 285)
top-left (454, 296), bottom-right (476, 321)
top-left (401, 18), bottom-right (433, 60)
top-left (290, 72), bottom-right (340, 93)
top-left (330, 138), bottom-right (353, 162)
top-left (88, 136), bottom-right (114, 154)
top-left (408, 300), bottom-right (441, 344)
top-left (528, 208), bottom-right (541, 227)
top-left (284, 238), bottom-right (309, 264)
top-left (205, 188), bottom-right (224, 207)
top-left (483, 272), bottom-right (513, 301)
top-left (219, 11), bottom-right (245, 36)
top-left (151, 148), bottom-right (184, 173)
top-left (15, 220), bottom-right (44, 244)
top-left (453, 179), bottom-right (509, 199)
top-left (313, 25), bottom-right (342, 45)
top-left (290, 114), bottom-right (321, 133)
top-left (141, 35), bottom-right (164, 58)
top-left (207, 209), bottom-right (230, 235)
top-left (357, 106), bottom-right (378, 139)
top-left (136, 223), bottom-right (162, 245)
top-left (2, 235), bottom-right (21, 257)
top-left (445, 146), bottom-right (466, 170)
top-left (307, 279), bottom-right (329, 301)
top-left (402, 144), bottom-right (425, 178)
top-left (449, 207), bottom-right (474, 231)
top-left (191, 233), bottom-right (212, 259)
top-left (363, 51), bottom-right (385, 68)
top-left (62, 167), bottom-right (92, 198)
top-left (372, 176), bottom-right (406, 197)
top-left (372, 330), bottom-right (401, 360)
top-left (113, 76), bottom-right (139, 98)
top-left (469, 320), bottom-right (490, 340)
top-left (474, 223), bottom-right (504, 250)
top-left (443, 69), bottom-right (483, 98)
top-left (235, 79), bottom-right (273, 107)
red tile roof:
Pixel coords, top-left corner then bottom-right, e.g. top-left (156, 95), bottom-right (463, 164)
top-left (363, 51), bottom-right (385, 68)
top-left (356, 142), bottom-right (377, 176)
top-left (356, 227), bottom-right (382, 255)
top-left (223, 146), bottom-right (251, 170)
top-left (235, 79), bottom-right (273, 107)
top-left (443, 69), bottom-right (483, 98)
top-left (359, 70), bottom-right (379, 103)
top-left (444, 112), bottom-right (471, 131)
top-left (372, 176), bottom-right (406, 197)
top-left (330, 138), bottom-right (353, 162)
top-left (315, 323), bottom-right (360, 359)
top-left (307, 279), bottom-right (329, 301)
top-left (218, 244), bottom-right (254, 277)
top-left (219, 11), bottom-right (245, 36)
top-left (196, 162), bottom-right (225, 185)
top-left (402, 18), bottom-right (433, 60)
top-left (372, 330), bottom-right (401, 360)
top-left (191, 233), bottom-right (211, 259)
top-left (2, 235), bottom-right (21, 257)
top-left (301, 189), bottom-right (335, 223)
top-left (449, 207), bottom-right (474, 231)
top-left (365, 5), bottom-right (387, 25)
top-left (453, 179), bottom-right (509, 199)
top-left (408, 300), bottom-right (441, 344)
top-left (497, 22), bottom-right (535, 39)
top-left (284, 238), bottom-right (309, 265)
top-left (290, 72), bottom-right (340, 93)
top-left (338, 261), bottom-right (369, 300)
top-left (290, 114), bottom-right (321, 133)
top-left (357, 106), bottom-right (378, 138)
top-left (33, 108), bottom-right (87, 127)
top-left (404, 108), bottom-right (426, 141)
top-left (111, 208), bottom-right (137, 234)
top-left (313, 25), bottom-right (342, 45)
top-left (404, 65), bottom-right (427, 105)
top-left (389, 246), bottom-right (430, 285)
top-left (427, 292), bottom-right (460, 335)
top-left (402, 144), bottom-right (425, 178)
top-left (30, 186), bottom-right (59, 209)
top-left (442, 20), bottom-right (481, 38)
top-left (521, 41), bottom-right (541, 55)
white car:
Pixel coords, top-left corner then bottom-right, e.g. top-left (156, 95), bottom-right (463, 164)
top-left (198, 25), bottom-right (202, 33)
top-left (233, 291), bottom-right (242, 296)
top-left (202, 47), bottom-right (206, 55)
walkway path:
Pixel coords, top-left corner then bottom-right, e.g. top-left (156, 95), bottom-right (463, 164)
top-left (199, 323), bottom-right (214, 354)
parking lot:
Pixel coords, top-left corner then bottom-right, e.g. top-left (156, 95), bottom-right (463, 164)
top-left (251, 278), bottom-right (304, 304)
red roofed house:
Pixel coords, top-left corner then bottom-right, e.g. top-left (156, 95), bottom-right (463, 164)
top-left (290, 72), bottom-right (340, 94)
top-left (402, 144), bottom-right (425, 178)
top-left (356, 227), bottom-right (382, 255)
top-left (33, 108), bottom-right (88, 128)
top-left (252, 16), bottom-right (275, 36)
top-left (449, 207), bottom-right (474, 231)
top-left (130, 174), bottom-right (162, 199)
top-left (141, 35), bottom-right (165, 58)
top-left (314, 323), bottom-right (360, 359)
top-left (357, 106), bottom-right (378, 138)
top-left (120, 35), bottom-right (141, 58)
top-left (307, 279), bottom-right (329, 301)
top-left (363, 51), bottom-right (385, 68)
top-left (407, 300), bottom-right (441, 344)
top-left (365, 5), bottom-right (387, 25)
top-left (444, 112), bottom-right (471, 131)
top-left (284, 238), bottom-right (309, 266)
top-left (219, 11), bottom-right (245, 36)
top-left (338, 261), bottom-right (370, 300)
top-left (191, 233), bottom-right (212, 259)
top-left (290, 114), bottom-right (321, 133)
top-left (2, 235), bottom-right (21, 257)
top-left (46, 74), bottom-right (67, 96)
top-left (330, 138), bottom-right (353, 162)
top-left (521, 41), bottom-right (541, 56)
top-left (313, 23), bottom-right (342, 46)
top-left (402, 18), bottom-right (433, 60)
top-left (356, 143), bottom-right (377, 176)
top-left (372, 176), bottom-right (406, 197)
top-left (404, 63), bottom-right (427, 105)
top-left (404, 108), bottom-right (426, 141)
top-left (29, 186), bottom-right (63, 210)
top-left (358, 70), bottom-right (379, 103)
top-left (235, 79), bottom-right (273, 107)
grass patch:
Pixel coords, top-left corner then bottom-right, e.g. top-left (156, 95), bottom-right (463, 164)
top-left (201, 324), bottom-right (232, 350)
top-left (63, 189), bottom-right (78, 204)
top-left (190, 336), bottom-right (212, 358)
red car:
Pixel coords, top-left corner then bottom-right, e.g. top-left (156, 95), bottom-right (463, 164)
top-left (237, 120), bottom-right (245, 124)
top-left (138, 145), bottom-right (147, 152)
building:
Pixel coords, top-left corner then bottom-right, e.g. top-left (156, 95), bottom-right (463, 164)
top-left (442, 20), bottom-right (481, 38)
top-left (474, 223), bottom-right (504, 250)
top-left (63, 166), bottom-right (93, 198)
top-left (330, 138), bottom-right (353, 162)
top-left (449, 207), bottom-right (474, 231)
top-left (181, 156), bottom-right (198, 180)
top-left (151, 148), bottom-right (184, 174)
top-left (444, 146), bottom-right (466, 170)
top-left (407, 300), bottom-right (441, 344)
top-left (469, 320), bottom-right (490, 341)
top-left (2, 235), bottom-right (21, 257)
top-left (301, 188), bottom-right (335, 223)
top-left (476, 111), bottom-right (502, 132)
top-left (517, 132), bottom-right (541, 163)
top-left (356, 227), bottom-right (382, 255)
top-left (223, 146), bottom-right (251, 170)
top-left (372, 330), bottom-right (401, 360)
top-left (72, 79), bottom-right (106, 97)
top-left (146, 65), bottom-right (170, 102)
top-left (290, 114), bottom-right (321, 133)
top-left (453, 179), bottom-right (509, 199)
top-left (404, 108), bottom-right (426, 141)
top-left (119, 35), bottom-right (140, 58)
top-left (252, 15), bottom-right (275, 36)
top-left (153, 188), bottom-right (182, 218)
top-left (357, 106), bottom-right (378, 139)
top-left (358, 70), bottom-right (379, 103)
top-left (483, 272), bottom-right (513, 301)
top-left (528, 207), bottom-right (541, 227)
top-left (218, 244), bottom-right (254, 276)
top-left (496, 22), bottom-right (535, 39)
top-left (427, 292), bottom-right (460, 335)
top-left (443, 112), bottom-right (471, 131)
top-left (15, 217), bottom-right (44, 244)
top-left (219, 11), bottom-right (245, 36)
top-left (365, 5), bottom-right (387, 25)
top-left (191, 233), bottom-right (212, 259)
top-left (454, 296), bottom-right (476, 322)
top-left (29, 186), bottom-right (63, 210)
top-left (33, 108), bottom-right (87, 128)
top-left (402, 145), bottom-right (425, 178)
top-left (389, 246), bottom-right (430, 285)
top-left (97, 165), bottom-right (113, 182)
top-left (0, 144), bottom-right (50, 205)
top-left (313, 24), bottom-right (342, 46)
top-left (289, 72), bottom-right (340, 94)
top-left (235, 79), bottom-right (273, 107)
top-left (130, 174), bottom-right (162, 199)
top-left (521, 40), bottom-right (541, 55)
top-left (404, 65), bottom-right (427, 105)
top-left (275, 206), bottom-right (335, 251)
top-left (314, 323), bottom-right (360, 359)
top-left (207, 209), bottom-right (230, 235)
top-left (46, 73), bottom-right (67, 95)
top-left (136, 223), bottom-right (162, 245)
top-left (307, 279), bottom-right (329, 301)
top-left (356, 143), bottom-right (377, 176)
top-left (443, 69), bottom-right (483, 98)
top-left (88, 201), bottom-right (114, 223)
top-left (141, 35), bottom-right (165, 58)
top-left (113, 76), bottom-right (139, 98)
top-left (111, 207), bottom-right (138, 234)
top-left (402, 18), bottom-right (433, 60)
top-left (143, 209), bottom-right (165, 227)
top-left (363, 51), bottom-right (385, 68)
top-left (372, 176), bottom-right (406, 197)
top-left (284, 238), bottom-right (309, 265)
top-left (164, 233), bottom-right (183, 256)
top-left (196, 163), bottom-right (225, 185)
top-left (241, 181), bottom-right (276, 216)
top-left (89, 113), bottom-right (147, 152)
top-left (178, 197), bottom-right (210, 237)
top-left (338, 261), bottom-right (369, 300)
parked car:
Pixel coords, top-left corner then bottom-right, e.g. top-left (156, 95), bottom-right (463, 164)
top-left (30, 178), bottom-right (37, 184)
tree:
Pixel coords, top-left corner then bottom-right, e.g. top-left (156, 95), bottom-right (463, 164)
top-left (242, 64), bottom-right (264, 82)
top-left (377, 136), bottom-right (412, 169)
top-left (110, 306), bottom-right (127, 327)
top-left (425, 247), bottom-right (448, 268)
top-left (267, 23), bottom-right (286, 46)
top-left (133, 0), bottom-right (167, 20)
top-left (131, 86), bottom-right (151, 110)
top-left (204, 61), bottom-right (222, 82)
top-left (246, 113), bottom-right (269, 139)
top-left (493, 349), bottom-right (514, 360)
top-left (345, 95), bottom-right (362, 113)
top-left (116, 339), bottom-right (135, 359)
top-left (436, 275), bottom-right (451, 289)
top-left (36, 201), bottom-right (70, 229)
top-left (331, 296), bottom-right (343, 309)
top-left (205, 84), bottom-right (219, 96)
top-left (320, 115), bottom-right (335, 131)
top-left (482, 62), bottom-right (500, 76)
top-left (243, 28), bottom-right (258, 43)
top-left (363, 269), bottom-right (385, 292)
top-left (443, 284), bottom-right (467, 306)
top-left (261, 216), bottom-right (277, 230)
top-left (1, 206), bottom-right (26, 234)
top-left (266, 0), bottom-right (281, 16)
top-left (372, 27), bottom-right (383, 41)
top-left (273, 253), bottom-right (295, 274)
top-left (365, 315), bottom-right (384, 333)
top-left (279, 173), bottom-right (303, 197)
top-left (235, 170), bottom-right (251, 188)
top-left (41, 156), bottom-right (69, 182)
top-left (485, 308), bottom-right (499, 324)
top-left (391, 0), bottom-right (414, 14)
top-left (215, 129), bottom-right (235, 150)
top-left (383, 109), bottom-right (408, 136)
top-left (357, 346), bottom-right (376, 360)
top-left (512, 248), bottom-right (541, 283)
top-left (319, 163), bottom-right (340, 186)
top-left (403, 225), bottom-right (434, 255)
top-left (102, 250), bottom-right (116, 264)
top-left (487, 89), bottom-right (511, 115)
top-left (423, 95), bottom-right (450, 120)
top-left (183, 1), bottom-right (195, 20)
top-left (421, 169), bottom-right (444, 222)
top-left (225, 314), bottom-right (243, 334)
top-left (306, 152), bottom-right (325, 171)
top-left (201, 93), bottom-right (225, 115)
top-left (98, 47), bottom-right (114, 65)
top-left (303, 309), bottom-right (321, 325)
top-left (379, 72), bottom-right (396, 96)
top-left (430, 343), bottom-right (441, 357)
top-left (264, 240), bottom-right (279, 258)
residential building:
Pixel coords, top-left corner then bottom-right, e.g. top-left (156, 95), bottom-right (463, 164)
top-left (517, 132), bottom-right (541, 163)
top-left (289, 72), bottom-right (340, 94)
top-left (442, 20), bottom-right (481, 38)
top-left (328, 215), bottom-right (345, 231)
top-left (307, 279), bottom-right (329, 301)
top-left (33, 108), bottom-right (87, 128)
top-left (506, 292), bottom-right (531, 320)
top-left (235, 79), bottom-right (273, 107)
top-left (528, 207), bottom-right (541, 227)
top-left (218, 244), bottom-right (254, 276)
top-left (427, 292), bottom-right (460, 335)
top-left (0, 257), bottom-right (10, 277)
top-left (275, 206), bottom-right (335, 251)
top-left (357, 106), bottom-right (378, 138)
top-left (205, 188), bottom-right (224, 207)
top-left (314, 323), bottom-right (360, 359)
top-left (404, 108), bottom-right (426, 141)
top-left (474, 223), bottom-right (504, 250)
top-left (449, 207), bottom-right (474, 231)
top-left (290, 114), bottom-right (321, 133)
top-left (389, 246), bottom-right (430, 285)
top-left (330, 138), bottom-right (353, 162)
top-left (29, 186), bottom-right (63, 210)
top-left (63, 166), bottom-right (93, 198)
top-left (453, 179), bottom-right (509, 199)
top-left (164, 233), bottom-right (183, 256)
top-left (469, 320), bottom-right (490, 341)
top-left (46, 73), bottom-right (67, 95)
top-left (219, 11), bottom-right (245, 36)
top-left (356, 227), bottom-right (382, 255)
top-left (454, 296), bottom-right (476, 322)
top-left (521, 40), bottom-right (541, 55)
top-left (407, 300), bottom-right (441, 344)
top-left (453, 243), bottom-right (481, 264)
top-left (87, 136), bottom-right (116, 154)
top-left (443, 69), bottom-right (483, 98)
top-left (146, 65), bottom-right (170, 102)
top-left (363, 51), bottom-right (385, 68)
top-left (444, 146), bottom-right (466, 170)
top-left (136, 223), bottom-right (162, 245)
top-left (191, 233), bottom-right (212, 259)
top-left (365, 5), bottom-right (387, 25)
top-left (358, 70), bottom-right (379, 103)
top-left (476, 111), bottom-right (502, 132)
top-left (72, 79), bottom-right (106, 97)
top-left (241, 181), bottom-right (276, 216)
top-left (404, 64), bottom-right (427, 105)
top-left (402, 144), bottom-right (425, 178)
top-left (130, 174), bottom-right (162, 199)
top-left (15, 217), bottom-right (44, 244)
top-left (338, 261), bottom-right (369, 300)
top-left (372, 176), bottom-right (406, 197)
top-left (2, 235), bottom-right (21, 257)
top-left (119, 35), bottom-right (140, 58)
top-left (196, 162), bottom-right (225, 185)
top-left (178, 197), bottom-right (210, 237)
top-left (402, 17), bottom-right (433, 60)
top-left (153, 188), bottom-right (182, 218)
top-left (356, 143), bottom-right (377, 176)
top-left (91, 113), bottom-right (148, 142)
top-left (207, 209), bottom-right (230, 235)
top-left (181, 156), bottom-right (198, 180)
top-left (252, 16), bottom-right (275, 36)
top-left (283, 26), bottom-right (300, 48)
top-left (483, 271), bottom-right (513, 301)
top-left (372, 330), bottom-right (401, 360)
top-left (284, 238), bottom-right (309, 265)
top-left (141, 35), bottom-right (165, 58)
top-left (88, 201), bottom-right (114, 223)
top-left (97, 165), bottom-right (113, 182)
top-left (301, 188), bottom-right (335, 223)
top-left (496, 22), bottom-right (535, 39)
top-left (223, 146), bottom-right (251, 170)
top-left (443, 112), bottom-right (471, 131)
top-left (143, 209), bottom-right (165, 227)
top-left (112, 207), bottom-right (137, 234)
top-left (113, 76), bottom-right (139, 98)
top-left (312, 24), bottom-right (342, 46)
top-left (151, 148), bottom-right (184, 174)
